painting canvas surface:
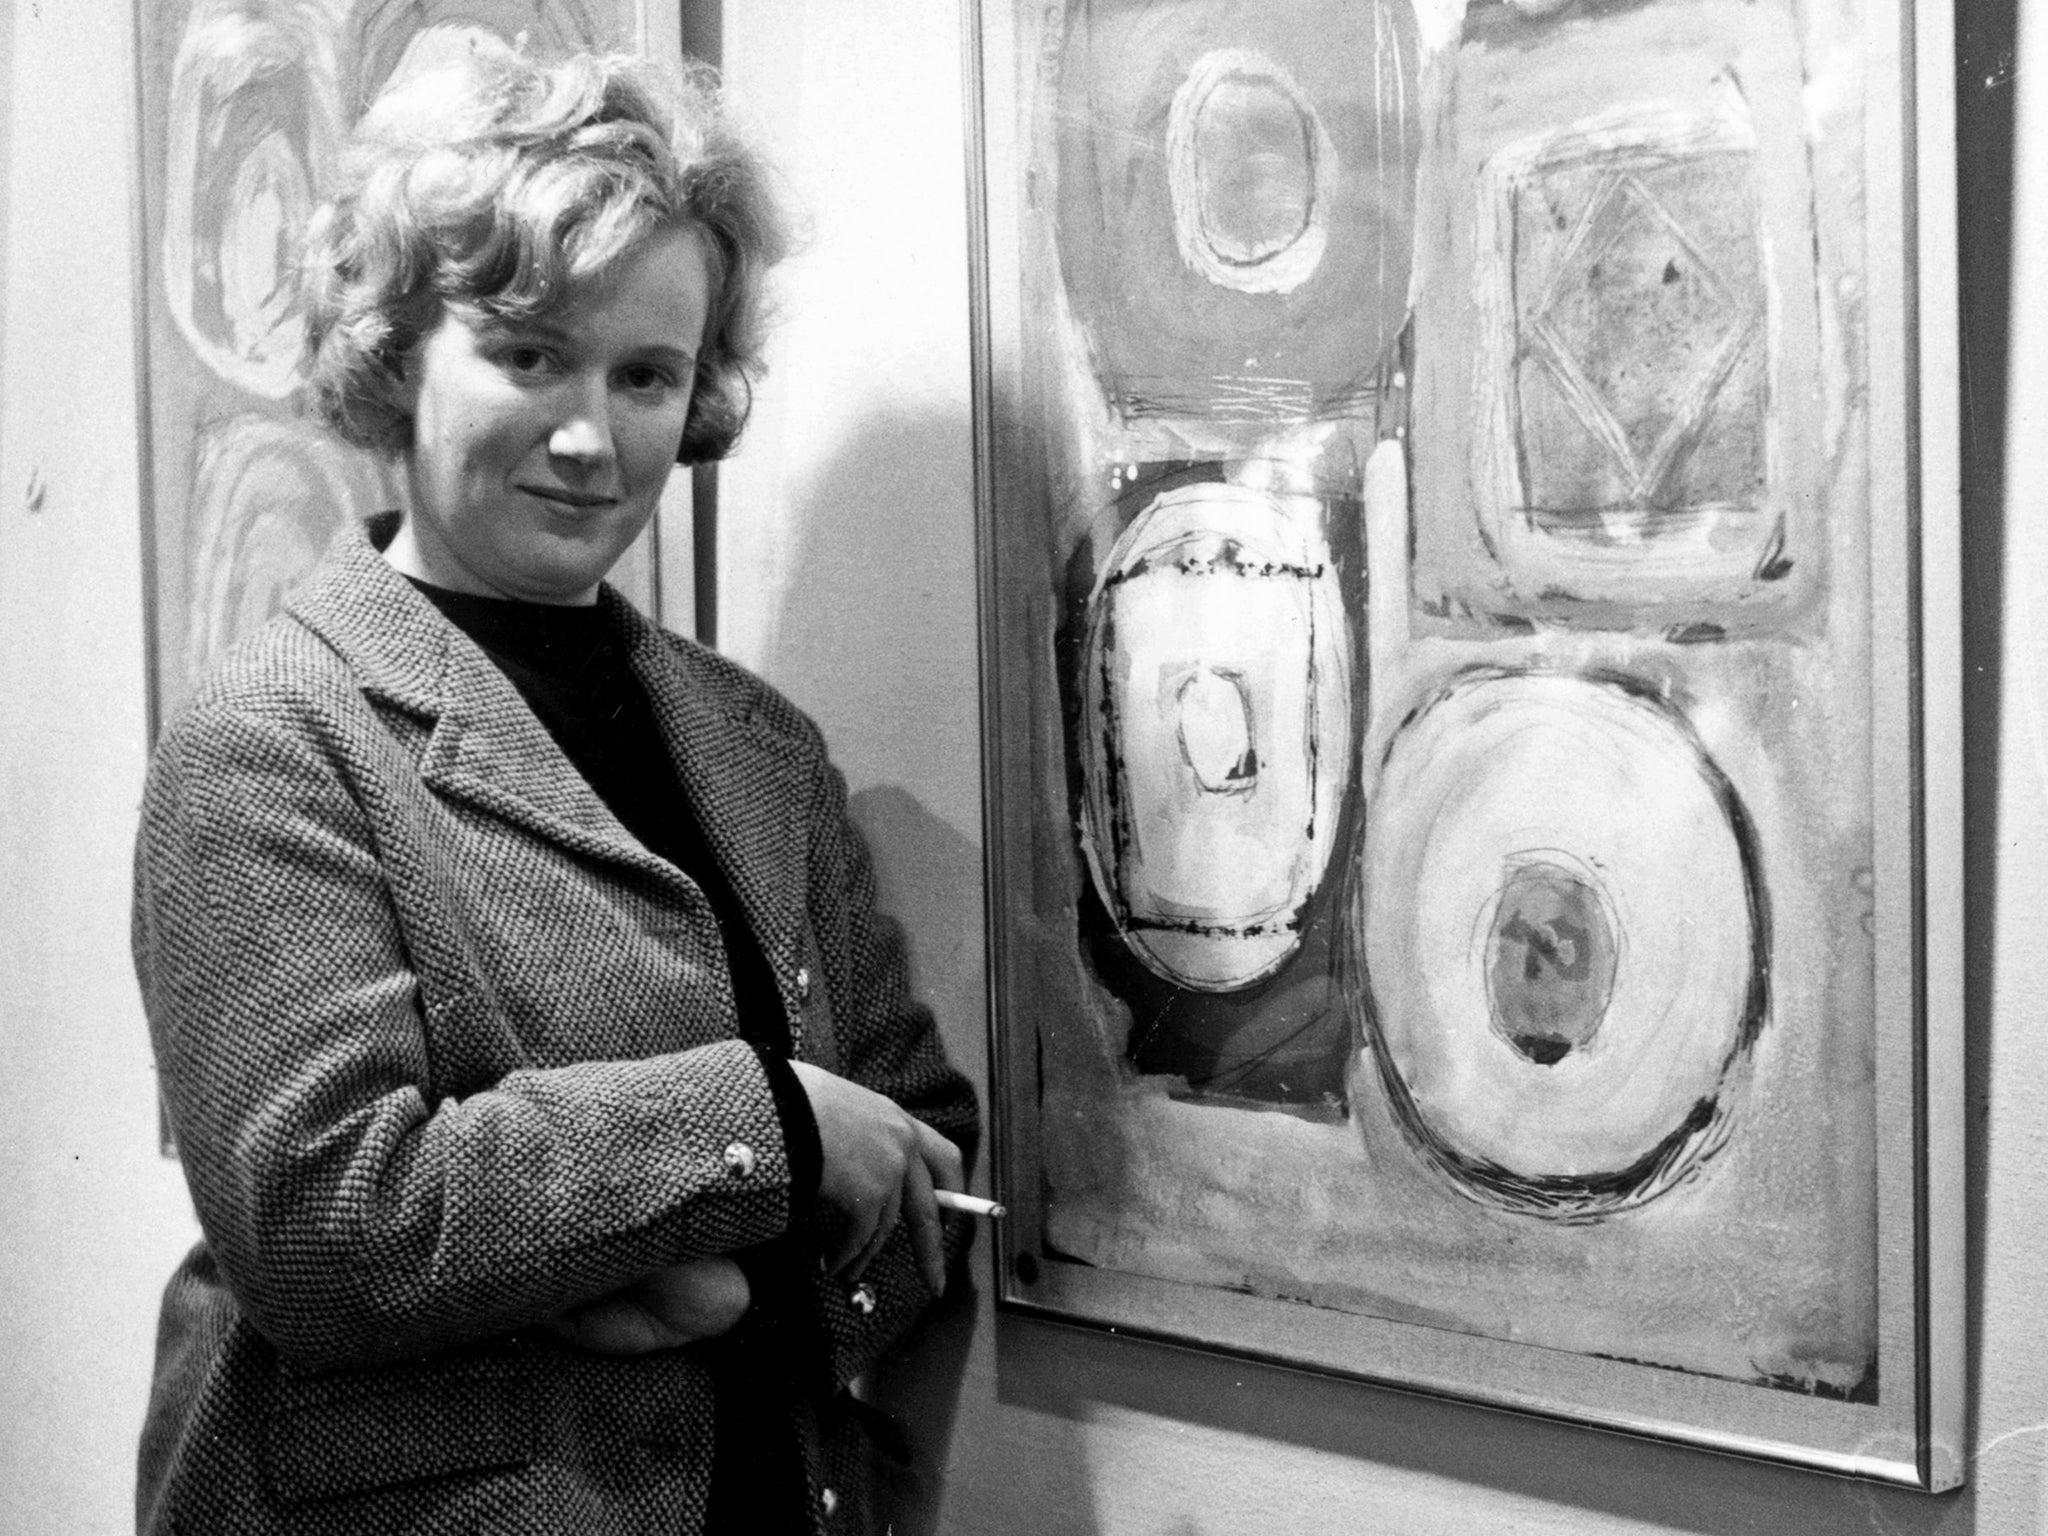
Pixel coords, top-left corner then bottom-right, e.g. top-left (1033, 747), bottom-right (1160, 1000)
top-left (976, 0), bottom-right (1955, 1480)
top-left (136, 0), bottom-right (671, 726)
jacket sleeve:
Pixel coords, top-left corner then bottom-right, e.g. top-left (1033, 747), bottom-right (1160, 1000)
top-left (792, 744), bottom-right (982, 1390)
top-left (134, 696), bottom-right (801, 1371)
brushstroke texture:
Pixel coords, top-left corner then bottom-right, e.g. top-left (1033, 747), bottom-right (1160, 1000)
top-left (1484, 103), bottom-right (1775, 592)
top-left (1003, 0), bottom-right (1877, 1406)
top-left (1054, 0), bottom-right (1418, 428)
top-left (1409, 0), bottom-right (1827, 632)
top-left (162, 0), bottom-right (347, 398)
top-left (1165, 49), bottom-right (1333, 295)
top-left (185, 415), bottom-right (401, 680)
top-left (1079, 479), bottom-right (1354, 992)
top-left (345, 1), bottom-right (620, 113)
top-left (1353, 666), bottom-right (1767, 1220)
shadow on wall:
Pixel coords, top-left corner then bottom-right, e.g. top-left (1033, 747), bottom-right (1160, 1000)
top-left (752, 405), bottom-right (985, 843)
top-left (847, 782), bottom-right (988, 1082)
top-left (759, 403), bottom-right (1106, 1532)
top-left (850, 786), bottom-right (1101, 1536)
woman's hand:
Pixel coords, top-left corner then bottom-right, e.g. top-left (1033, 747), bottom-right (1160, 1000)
top-left (543, 1255), bottom-right (751, 1355)
top-left (790, 1060), bottom-right (963, 1295)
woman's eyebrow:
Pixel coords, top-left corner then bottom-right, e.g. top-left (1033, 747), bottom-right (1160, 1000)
top-left (628, 341), bottom-right (700, 367)
top-left (480, 318), bottom-right (696, 367)
top-left (476, 315), bottom-right (573, 345)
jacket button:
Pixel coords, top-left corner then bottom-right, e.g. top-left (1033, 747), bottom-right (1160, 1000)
top-left (821, 1487), bottom-right (839, 1517)
top-left (795, 965), bottom-right (812, 1003)
top-left (722, 1141), bottom-right (757, 1178)
top-left (849, 1282), bottom-right (877, 1316)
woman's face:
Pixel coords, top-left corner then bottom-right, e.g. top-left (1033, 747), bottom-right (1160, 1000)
top-left (392, 221), bottom-right (712, 605)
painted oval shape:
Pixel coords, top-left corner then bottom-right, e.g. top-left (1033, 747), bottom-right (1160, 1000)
top-left (1353, 668), bottom-right (1766, 1220)
top-left (1176, 667), bottom-right (1259, 795)
top-left (1079, 480), bottom-right (1354, 991)
top-left (1050, 4), bottom-right (1422, 424)
top-left (1483, 860), bottom-right (1620, 1065)
top-left (1166, 50), bottom-right (1333, 296)
top-left (1190, 73), bottom-right (1316, 265)
top-left (162, 0), bottom-right (338, 397)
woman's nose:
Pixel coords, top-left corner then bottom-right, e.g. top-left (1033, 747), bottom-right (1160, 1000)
top-left (548, 383), bottom-right (614, 465)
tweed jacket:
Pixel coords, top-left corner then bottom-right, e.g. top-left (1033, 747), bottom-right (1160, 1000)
top-left (132, 519), bottom-right (978, 1536)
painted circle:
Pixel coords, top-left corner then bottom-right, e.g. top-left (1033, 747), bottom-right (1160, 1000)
top-left (1165, 49), bottom-right (1332, 296)
top-left (1483, 856), bottom-right (1620, 1065)
top-left (1191, 73), bottom-right (1316, 264)
top-left (1356, 669), bottom-right (1762, 1216)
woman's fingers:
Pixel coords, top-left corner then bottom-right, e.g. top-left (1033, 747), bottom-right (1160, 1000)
top-left (916, 1116), bottom-right (965, 1196)
top-left (899, 1151), bottom-right (946, 1295)
top-left (823, 1210), bottom-right (867, 1274)
top-left (846, 1178), bottom-right (902, 1283)
top-left (793, 1058), bottom-right (921, 1215)
top-left (842, 1127), bottom-right (955, 1292)
top-left (905, 1119), bottom-right (962, 1290)
top-left (790, 1060), bottom-right (964, 1291)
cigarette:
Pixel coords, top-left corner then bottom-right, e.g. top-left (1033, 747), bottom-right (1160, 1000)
top-left (934, 1189), bottom-right (1006, 1219)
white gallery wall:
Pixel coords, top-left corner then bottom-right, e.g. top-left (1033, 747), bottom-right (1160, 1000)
top-left (2, 0), bottom-right (2046, 1532)
top-left (0, 2), bottom-right (207, 1532)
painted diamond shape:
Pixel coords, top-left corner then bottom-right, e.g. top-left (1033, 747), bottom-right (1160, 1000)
top-left (1512, 151), bottom-right (1766, 524)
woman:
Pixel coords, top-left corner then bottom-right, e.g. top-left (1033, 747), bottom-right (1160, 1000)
top-left (132, 43), bottom-right (976, 1536)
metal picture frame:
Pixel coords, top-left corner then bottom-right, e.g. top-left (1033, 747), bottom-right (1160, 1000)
top-left (967, 0), bottom-right (1964, 1488)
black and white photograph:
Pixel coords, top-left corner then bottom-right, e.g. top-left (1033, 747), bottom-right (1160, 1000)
top-left (0, 0), bottom-right (2042, 1531)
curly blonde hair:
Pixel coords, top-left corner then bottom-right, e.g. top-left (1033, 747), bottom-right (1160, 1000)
top-left (303, 41), bottom-right (787, 464)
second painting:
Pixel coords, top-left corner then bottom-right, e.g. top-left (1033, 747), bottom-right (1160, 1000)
top-left (972, 0), bottom-right (1960, 1486)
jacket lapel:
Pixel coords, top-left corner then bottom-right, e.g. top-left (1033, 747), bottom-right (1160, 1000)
top-left (288, 519), bottom-right (676, 887)
top-left (289, 519), bottom-right (811, 982)
top-left (414, 642), bottom-right (685, 884)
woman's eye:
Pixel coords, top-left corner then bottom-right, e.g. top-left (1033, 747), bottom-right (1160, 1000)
top-left (499, 345), bottom-right (556, 376)
top-left (620, 364), bottom-right (676, 393)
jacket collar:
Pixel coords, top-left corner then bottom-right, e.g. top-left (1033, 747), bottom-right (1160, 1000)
top-left (287, 517), bottom-right (809, 973)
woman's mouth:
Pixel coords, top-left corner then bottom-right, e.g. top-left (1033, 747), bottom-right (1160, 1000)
top-left (519, 484), bottom-right (617, 510)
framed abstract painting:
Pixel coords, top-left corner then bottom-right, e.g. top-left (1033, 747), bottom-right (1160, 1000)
top-left (133, 0), bottom-right (683, 731)
top-left (966, 0), bottom-right (1964, 1487)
